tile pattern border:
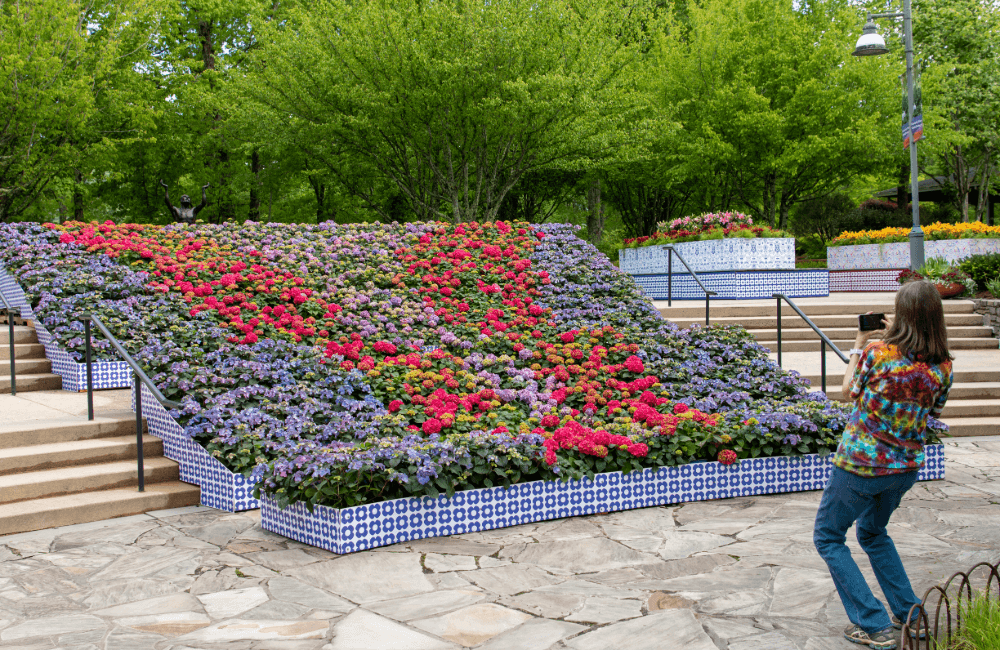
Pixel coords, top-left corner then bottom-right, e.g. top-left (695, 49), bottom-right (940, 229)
top-left (828, 239), bottom-right (1000, 271)
top-left (630, 269), bottom-right (829, 300)
top-left (829, 269), bottom-right (906, 293)
top-left (261, 445), bottom-right (945, 554)
top-left (620, 239), bottom-right (796, 275)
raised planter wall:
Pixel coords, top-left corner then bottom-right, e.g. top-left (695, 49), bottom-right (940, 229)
top-left (618, 239), bottom-right (827, 300)
top-left (0, 267), bottom-right (132, 391)
top-left (631, 269), bottom-right (829, 300)
top-left (828, 239), bottom-right (1000, 271)
top-left (137, 383), bottom-right (259, 512)
top-left (620, 238), bottom-right (796, 274)
top-left (262, 445), bottom-right (945, 554)
top-left (972, 298), bottom-right (1000, 338)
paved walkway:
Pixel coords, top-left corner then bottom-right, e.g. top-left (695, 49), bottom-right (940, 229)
top-left (1, 438), bottom-right (998, 650)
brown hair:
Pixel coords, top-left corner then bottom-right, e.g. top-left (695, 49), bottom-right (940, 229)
top-left (882, 280), bottom-right (953, 364)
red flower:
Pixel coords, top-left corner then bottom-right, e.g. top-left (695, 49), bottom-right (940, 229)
top-left (388, 400), bottom-right (403, 413)
top-left (624, 355), bottom-right (644, 374)
top-left (627, 443), bottom-right (649, 458)
top-left (560, 331), bottom-right (575, 343)
top-left (422, 419), bottom-right (443, 434)
top-left (718, 450), bottom-right (738, 465)
top-left (673, 403), bottom-right (690, 414)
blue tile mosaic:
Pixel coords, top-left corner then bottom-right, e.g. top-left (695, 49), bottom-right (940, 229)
top-left (135, 383), bottom-right (260, 512)
top-left (631, 269), bottom-right (829, 300)
top-left (261, 444), bottom-right (945, 554)
top-left (830, 269), bottom-right (906, 293)
top-left (620, 239), bottom-right (796, 274)
top-left (828, 240), bottom-right (1000, 271)
top-left (0, 267), bottom-right (132, 391)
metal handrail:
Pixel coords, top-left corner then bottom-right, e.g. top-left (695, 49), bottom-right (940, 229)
top-left (772, 294), bottom-right (849, 395)
top-left (0, 292), bottom-right (19, 396)
top-left (663, 245), bottom-right (718, 326)
top-left (82, 313), bottom-right (181, 492)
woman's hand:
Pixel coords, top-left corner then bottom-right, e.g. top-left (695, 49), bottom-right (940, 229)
top-left (854, 312), bottom-right (889, 349)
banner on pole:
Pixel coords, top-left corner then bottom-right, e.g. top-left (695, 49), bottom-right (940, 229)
top-left (903, 71), bottom-right (924, 149)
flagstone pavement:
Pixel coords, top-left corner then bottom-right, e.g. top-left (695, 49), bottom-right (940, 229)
top-left (1, 438), bottom-right (998, 650)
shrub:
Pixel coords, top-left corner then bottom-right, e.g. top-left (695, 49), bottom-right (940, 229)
top-left (959, 252), bottom-right (1000, 291)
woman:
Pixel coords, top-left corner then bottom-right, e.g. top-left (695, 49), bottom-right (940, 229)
top-left (813, 280), bottom-right (953, 650)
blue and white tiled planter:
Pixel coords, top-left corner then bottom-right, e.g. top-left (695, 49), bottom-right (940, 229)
top-left (136, 382), bottom-right (260, 512)
top-left (632, 269), bottom-right (829, 300)
top-left (261, 444), bottom-right (945, 554)
top-left (830, 269), bottom-right (907, 293)
top-left (0, 267), bottom-right (131, 391)
top-left (620, 238), bottom-right (796, 275)
top-left (828, 239), bottom-right (1000, 271)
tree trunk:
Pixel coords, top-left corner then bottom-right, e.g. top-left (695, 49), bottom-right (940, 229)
top-left (975, 150), bottom-right (992, 224)
top-left (73, 169), bottom-right (84, 221)
top-left (309, 175), bottom-right (334, 222)
top-left (897, 161), bottom-right (908, 210)
top-left (248, 149), bottom-right (261, 222)
top-left (586, 178), bottom-right (605, 247)
top-left (762, 173), bottom-right (777, 227)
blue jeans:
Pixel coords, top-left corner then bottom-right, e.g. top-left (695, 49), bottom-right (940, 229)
top-left (813, 466), bottom-right (920, 634)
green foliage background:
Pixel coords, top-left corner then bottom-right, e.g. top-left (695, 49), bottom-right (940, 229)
top-left (2, 0), bottom-right (997, 241)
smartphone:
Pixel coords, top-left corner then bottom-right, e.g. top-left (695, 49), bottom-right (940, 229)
top-left (858, 313), bottom-right (886, 332)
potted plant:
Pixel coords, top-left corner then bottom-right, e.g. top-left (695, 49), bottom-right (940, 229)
top-left (896, 257), bottom-right (977, 298)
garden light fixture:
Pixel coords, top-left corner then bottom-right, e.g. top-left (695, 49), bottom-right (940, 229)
top-left (852, 1), bottom-right (925, 271)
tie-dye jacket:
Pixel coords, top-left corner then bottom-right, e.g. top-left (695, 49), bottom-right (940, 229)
top-left (833, 341), bottom-right (953, 476)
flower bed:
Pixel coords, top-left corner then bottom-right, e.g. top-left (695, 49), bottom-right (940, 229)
top-left (622, 212), bottom-right (790, 248)
top-left (619, 238), bottom-right (796, 274)
top-left (263, 445), bottom-right (945, 553)
top-left (828, 239), bottom-right (1000, 271)
top-left (832, 222), bottom-right (1000, 247)
top-left (0, 266), bottom-right (131, 391)
top-left (0, 220), bottom-right (944, 542)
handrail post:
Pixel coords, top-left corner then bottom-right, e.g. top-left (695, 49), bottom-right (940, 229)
top-left (776, 295), bottom-right (782, 368)
top-left (134, 371), bottom-right (144, 492)
top-left (667, 248), bottom-right (673, 308)
top-left (821, 339), bottom-right (827, 395)
top-left (705, 293), bottom-right (710, 326)
top-left (6, 309), bottom-right (15, 396)
top-left (85, 319), bottom-right (94, 421)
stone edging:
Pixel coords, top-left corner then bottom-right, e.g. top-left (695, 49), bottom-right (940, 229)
top-left (971, 298), bottom-right (1000, 338)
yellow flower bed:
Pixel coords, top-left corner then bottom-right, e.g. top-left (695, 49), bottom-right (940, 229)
top-left (832, 221), bottom-right (1000, 246)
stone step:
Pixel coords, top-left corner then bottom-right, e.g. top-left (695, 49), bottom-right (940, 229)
top-left (0, 326), bottom-right (37, 345)
top-left (0, 481), bottom-right (201, 536)
top-left (0, 435), bottom-right (163, 476)
top-left (669, 313), bottom-right (986, 330)
top-left (758, 338), bottom-right (999, 353)
top-left (4, 357), bottom-right (52, 374)
top-left (797, 370), bottom-right (1000, 385)
top-left (939, 400), bottom-right (1000, 418)
top-left (939, 417), bottom-right (1000, 437)
top-left (0, 457), bottom-right (179, 505)
top-left (0, 343), bottom-right (47, 360)
top-left (660, 301), bottom-right (975, 319)
top-left (821, 382), bottom-right (1000, 401)
top-left (751, 326), bottom-right (994, 342)
top-left (0, 373), bottom-right (62, 394)
top-left (0, 413), bottom-right (140, 449)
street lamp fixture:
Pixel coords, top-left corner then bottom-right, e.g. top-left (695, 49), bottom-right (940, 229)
top-left (852, 1), bottom-right (925, 271)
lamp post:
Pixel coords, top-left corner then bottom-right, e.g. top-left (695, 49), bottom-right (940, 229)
top-left (853, 0), bottom-right (924, 271)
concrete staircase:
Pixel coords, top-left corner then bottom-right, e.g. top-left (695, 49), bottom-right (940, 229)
top-left (0, 323), bottom-right (61, 393)
top-left (0, 319), bottom-right (200, 536)
top-left (660, 298), bottom-right (1000, 438)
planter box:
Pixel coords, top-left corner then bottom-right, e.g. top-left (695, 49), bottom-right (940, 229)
top-left (631, 269), bottom-right (828, 300)
top-left (620, 238), bottom-right (795, 275)
top-left (829, 269), bottom-right (907, 293)
top-left (0, 267), bottom-right (131, 391)
top-left (261, 444), bottom-right (945, 554)
top-left (828, 239), bottom-right (1000, 271)
top-left (137, 383), bottom-right (259, 512)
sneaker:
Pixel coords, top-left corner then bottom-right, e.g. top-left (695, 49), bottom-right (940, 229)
top-left (891, 614), bottom-right (927, 639)
top-left (844, 624), bottom-right (898, 649)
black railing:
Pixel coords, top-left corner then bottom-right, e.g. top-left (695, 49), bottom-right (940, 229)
top-left (0, 293), bottom-right (19, 396)
top-left (663, 245), bottom-right (718, 326)
top-left (772, 294), bottom-right (849, 395)
top-left (902, 559), bottom-right (1000, 649)
top-left (82, 313), bottom-right (181, 492)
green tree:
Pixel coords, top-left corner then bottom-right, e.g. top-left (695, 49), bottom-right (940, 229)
top-left (653, 0), bottom-right (900, 228)
top-left (239, 0), bottom-right (642, 224)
